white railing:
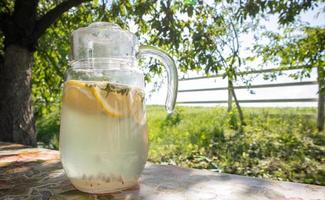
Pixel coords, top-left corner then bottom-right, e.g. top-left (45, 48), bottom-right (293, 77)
top-left (177, 66), bottom-right (324, 130)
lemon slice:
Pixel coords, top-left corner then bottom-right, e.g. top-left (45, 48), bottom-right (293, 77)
top-left (64, 80), bottom-right (144, 119)
top-left (91, 83), bottom-right (130, 118)
top-left (128, 88), bottom-right (146, 124)
top-left (63, 80), bottom-right (100, 114)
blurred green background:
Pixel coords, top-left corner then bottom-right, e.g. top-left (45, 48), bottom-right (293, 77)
top-left (37, 105), bottom-right (325, 185)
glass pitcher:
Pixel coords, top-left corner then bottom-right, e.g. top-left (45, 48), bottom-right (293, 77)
top-left (59, 22), bottom-right (178, 194)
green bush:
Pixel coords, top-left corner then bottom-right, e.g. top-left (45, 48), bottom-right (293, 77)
top-left (36, 105), bottom-right (325, 185)
top-left (146, 106), bottom-right (325, 185)
top-left (36, 106), bottom-right (60, 149)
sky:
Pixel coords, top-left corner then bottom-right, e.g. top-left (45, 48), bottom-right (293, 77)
top-left (144, 2), bottom-right (325, 108)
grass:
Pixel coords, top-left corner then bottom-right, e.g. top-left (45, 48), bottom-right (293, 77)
top-left (36, 105), bottom-right (325, 185)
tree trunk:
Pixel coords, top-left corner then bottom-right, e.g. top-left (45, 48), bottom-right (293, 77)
top-left (0, 45), bottom-right (36, 146)
top-left (229, 80), bottom-right (245, 131)
top-left (0, 0), bottom-right (88, 146)
top-left (227, 79), bottom-right (233, 112)
top-left (317, 66), bottom-right (325, 131)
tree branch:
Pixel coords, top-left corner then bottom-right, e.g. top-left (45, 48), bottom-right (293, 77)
top-left (13, 0), bottom-right (39, 27)
top-left (0, 12), bottom-right (13, 39)
top-left (0, 14), bottom-right (5, 32)
top-left (215, 46), bottom-right (229, 69)
top-left (34, 0), bottom-right (91, 40)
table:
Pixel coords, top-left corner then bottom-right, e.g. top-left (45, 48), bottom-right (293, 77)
top-left (0, 142), bottom-right (324, 200)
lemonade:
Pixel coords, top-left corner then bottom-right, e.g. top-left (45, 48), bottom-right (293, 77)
top-left (60, 80), bottom-right (148, 193)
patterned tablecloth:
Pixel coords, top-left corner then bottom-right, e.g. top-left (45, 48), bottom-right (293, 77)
top-left (0, 142), bottom-right (324, 200)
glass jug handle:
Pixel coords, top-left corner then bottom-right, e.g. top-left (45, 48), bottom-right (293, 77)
top-left (137, 45), bottom-right (178, 113)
